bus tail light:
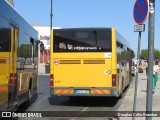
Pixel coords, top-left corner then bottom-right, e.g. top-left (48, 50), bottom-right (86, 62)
top-left (50, 74), bottom-right (54, 86)
top-left (10, 73), bottom-right (16, 85)
top-left (112, 74), bottom-right (116, 87)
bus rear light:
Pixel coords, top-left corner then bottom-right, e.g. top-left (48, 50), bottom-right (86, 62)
top-left (50, 74), bottom-right (54, 86)
top-left (50, 74), bottom-right (54, 80)
top-left (50, 80), bottom-right (54, 86)
top-left (10, 73), bottom-right (16, 85)
top-left (112, 74), bottom-right (116, 87)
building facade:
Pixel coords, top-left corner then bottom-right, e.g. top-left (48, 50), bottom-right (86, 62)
top-left (33, 26), bottom-right (60, 63)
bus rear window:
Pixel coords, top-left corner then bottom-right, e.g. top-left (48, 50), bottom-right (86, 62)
top-left (53, 29), bottom-right (112, 52)
top-left (0, 28), bottom-right (11, 52)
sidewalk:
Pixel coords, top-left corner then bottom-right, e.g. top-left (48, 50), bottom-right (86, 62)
top-left (118, 72), bottom-right (160, 120)
top-left (38, 63), bottom-right (49, 75)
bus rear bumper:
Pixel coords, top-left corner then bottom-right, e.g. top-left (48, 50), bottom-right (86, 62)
top-left (50, 87), bottom-right (118, 97)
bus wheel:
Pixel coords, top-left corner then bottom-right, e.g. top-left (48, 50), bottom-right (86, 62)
top-left (26, 78), bottom-right (32, 105)
top-left (26, 89), bottom-right (32, 106)
top-left (29, 89), bottom-right (32, 100)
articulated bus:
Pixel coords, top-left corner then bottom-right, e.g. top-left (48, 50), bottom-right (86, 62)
top-left (50, 28), bottom-right (134, 97)
top-left (0, 0), bottom-right (38, 111)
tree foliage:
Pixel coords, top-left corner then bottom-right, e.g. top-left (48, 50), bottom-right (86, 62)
top-left (132, 51), bottom-right (136, 59)
top-left (19, 44), bottom-right (32, 59)
top-left (140, 49), bottom-right (160, 60)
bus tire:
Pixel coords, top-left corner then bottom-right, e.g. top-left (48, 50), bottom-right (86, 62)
top-left (26, 79), bottom-right (32, 106)
top-left (26, 89), bottom-right (32, 106)
top-left (29, 89), bottom-right (32, 100)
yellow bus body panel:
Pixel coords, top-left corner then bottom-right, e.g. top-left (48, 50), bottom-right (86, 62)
top-left (53, 53), bottom-right (112, 87)
top-left (0, 53), bottom-right (9, 107)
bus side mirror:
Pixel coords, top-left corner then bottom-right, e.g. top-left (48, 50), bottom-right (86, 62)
top-left (40, 42), bottom-right (44, 52)
top-left (30, 38), bottom-right (34, 44)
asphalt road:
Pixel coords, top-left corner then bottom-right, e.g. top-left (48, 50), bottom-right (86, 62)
top-left (17, 75), bottom-right (132, 120)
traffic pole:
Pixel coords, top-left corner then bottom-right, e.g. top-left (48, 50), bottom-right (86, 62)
top-left (132, 31), bottom-right (141, 120)
top-left (146, 0), bottom-right (155, 120)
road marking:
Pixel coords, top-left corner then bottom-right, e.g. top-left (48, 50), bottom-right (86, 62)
top-left (70, 107), bottom-right (89, 120)
top-left (81, 107), bottom-right (89, 111)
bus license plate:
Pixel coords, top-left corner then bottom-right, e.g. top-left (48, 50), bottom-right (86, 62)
top-left (75, 90), bottom-right (90, 94)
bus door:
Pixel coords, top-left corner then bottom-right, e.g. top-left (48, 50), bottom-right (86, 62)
top-left (8, 26), bottom-right (19, 110)
top-left (0, 28), bottom-right (11, 110)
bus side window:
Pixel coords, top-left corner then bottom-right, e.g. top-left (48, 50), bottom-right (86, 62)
top-left (0, 28), bottom-right (11, 52)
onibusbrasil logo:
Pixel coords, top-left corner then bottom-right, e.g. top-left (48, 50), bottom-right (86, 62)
top-left (1, 112), bottom-right (42, 118)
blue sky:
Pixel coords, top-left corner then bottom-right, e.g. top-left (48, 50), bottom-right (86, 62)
top-left (13, 0), bottom-right (160, 54)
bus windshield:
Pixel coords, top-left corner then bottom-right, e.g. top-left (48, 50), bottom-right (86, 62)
top-left (53, 28), bottom-right (112, 52)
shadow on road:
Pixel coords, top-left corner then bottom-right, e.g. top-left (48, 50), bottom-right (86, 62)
top-left (17, 93), bottom-right (38, 112)
top-left (48, 95), bottom-right (122, 108)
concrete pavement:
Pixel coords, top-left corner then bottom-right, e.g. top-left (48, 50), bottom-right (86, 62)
top-left (118, 71), bottom-right (160, 120)
top-left (38, 63), bottom-right (49, 75)
top-left (38, 63), bottom-right (45, 75)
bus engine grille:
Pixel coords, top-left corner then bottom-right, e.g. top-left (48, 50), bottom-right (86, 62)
top-left (83, 60), bottom-right (105, 64)
top-left (60, 60), bottom-right (81, 64)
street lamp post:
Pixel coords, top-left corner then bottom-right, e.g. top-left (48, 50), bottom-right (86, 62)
top-left (50, 0), bottom-right (53, 30)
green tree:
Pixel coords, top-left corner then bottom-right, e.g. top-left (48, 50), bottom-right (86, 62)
top-left (140, 49), bottom-right (160, 60)
top-left (19, 44), bottom-right (32, 59)
top-left (140, 49), bottom-right (148, 60)
top-left (154, 49), bottom-right (160, 60)
top-left (132, 51), bottom-right (136, 59)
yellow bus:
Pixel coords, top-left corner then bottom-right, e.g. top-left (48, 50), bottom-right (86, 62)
top-left (0, 0), bottom-right (39, 111)
top-left (50, 28), bottom-right (134, 97)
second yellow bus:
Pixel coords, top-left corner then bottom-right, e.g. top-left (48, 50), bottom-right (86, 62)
top-left (50, 28), bottom-right (134, 97)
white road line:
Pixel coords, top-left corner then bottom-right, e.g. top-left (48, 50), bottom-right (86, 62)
top-left (70, 107), bottom-right (89, 120)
